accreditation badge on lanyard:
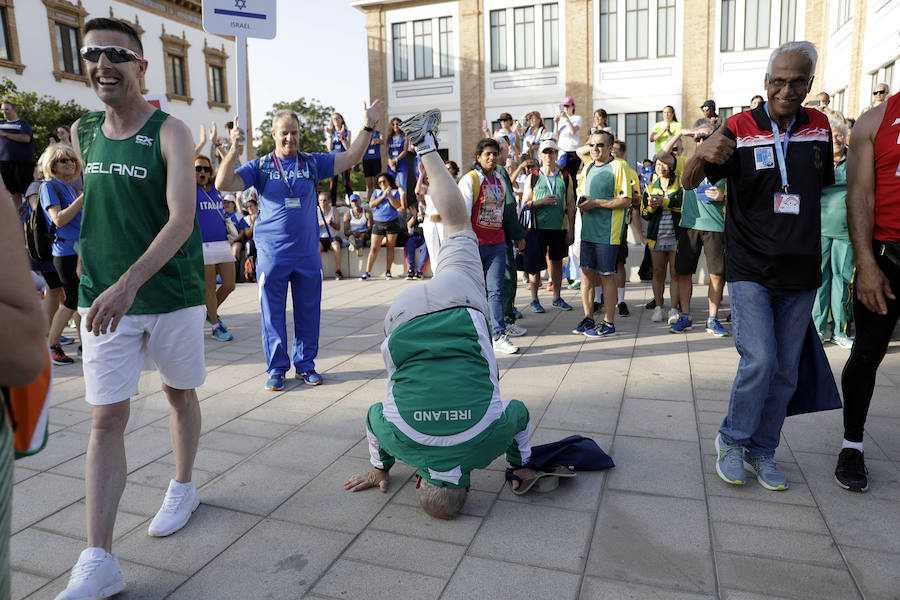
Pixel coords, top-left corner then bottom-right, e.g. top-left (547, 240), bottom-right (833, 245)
top-left (764, 103), bottom-right (800, 215)
top-left (541, 169), bottom-right (559, 203)
top-left (272, 151), bottom-right (302, 209)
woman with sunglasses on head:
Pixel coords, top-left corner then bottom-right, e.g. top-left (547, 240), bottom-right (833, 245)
top-left (326, 112), bottom-right (353, 203)
top-left (361, 172), bottom-right (405, 280)
top-left (38, 143), bottom-right (83, 365)
top-left (386, 117), bottom-right (410, 193)
top-left (194, 154), bottom-right (234, 341)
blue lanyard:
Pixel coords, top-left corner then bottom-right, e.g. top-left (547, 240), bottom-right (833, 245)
top-left (764, 102), bottom-right (796, 192)
top-left (271, 152), bottom-right (299, 196)
top-left (483, 172), bottom-right (502, 202)
top-left (541, 169), bottom-right (558, 196)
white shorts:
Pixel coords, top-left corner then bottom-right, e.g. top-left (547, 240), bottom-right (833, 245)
top-left (202, 240), bottom-right (235, 265)
top-left (78, 305), bottom-right (207, 405)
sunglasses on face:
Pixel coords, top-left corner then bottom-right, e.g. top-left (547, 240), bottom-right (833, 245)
top-left (80, 45), bottom-right (143, 63)
top-left (56, 157), bottom-right (76, 165)
top-left (873, 90), bottom-right (887, 96)
top-left (195, 165), bottom-right (211, 173)
top-left (589, 143), bottom-right (607, 148)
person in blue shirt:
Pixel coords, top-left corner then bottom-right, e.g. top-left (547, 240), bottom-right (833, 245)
top-left (221, 192), bottom-right (250, 262)
top-left (194, 154), bottom-right (235, 342)
top-left (38, 143), bottom-right (83, 365)
top-left (361, 172), bottom-right (405, 280)
top-left (326, 112), bottom-right (352, 204)
top-left (386, 117), bottom-right (409, 191)
top-left (362, 128), bottom-right (382, 200)
top-left (216, 101), bottom-right (385, 391)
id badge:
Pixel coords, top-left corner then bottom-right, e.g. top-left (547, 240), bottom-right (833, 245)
top-left (773, 193), bottom-right (800, 215)
top-left (284, 196), bottom-right (301, 209)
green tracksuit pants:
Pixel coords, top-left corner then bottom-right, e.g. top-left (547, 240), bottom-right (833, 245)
top-left (812, 235), bottom-right (854, 339)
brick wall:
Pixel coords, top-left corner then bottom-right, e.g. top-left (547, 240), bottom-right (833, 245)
top-left (565, 0), bottom-right (592, 134)
top-left (458, 0), bottom-right (485, 159)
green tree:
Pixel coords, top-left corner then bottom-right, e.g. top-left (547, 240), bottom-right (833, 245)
top-left (0, 77), bottom-right (88, 161)
top-left (255, 97), bottom-right (334, 157)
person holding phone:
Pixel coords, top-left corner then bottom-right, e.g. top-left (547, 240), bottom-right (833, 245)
top-left (554, 96), bottom-right (583, 182)
top-left (641, 150), bottom-right (683, 325)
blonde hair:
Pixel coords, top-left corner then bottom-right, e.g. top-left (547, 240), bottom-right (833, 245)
top-left (39, 143), bottom-right (81, 180)
top-left (195, 154), bottom-right (216, 179)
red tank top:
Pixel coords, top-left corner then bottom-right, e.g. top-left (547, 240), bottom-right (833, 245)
top-left (873, 93), bottom-right (900, 241)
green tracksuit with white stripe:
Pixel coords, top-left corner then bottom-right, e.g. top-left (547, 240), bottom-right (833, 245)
top-left (366, 305), bottom-right (531, 488)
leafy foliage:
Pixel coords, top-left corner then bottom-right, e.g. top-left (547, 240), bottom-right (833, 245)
top-left (255, 97), bottom-right (334, 157)
top-left (0, 77), bottom-right (88, 161)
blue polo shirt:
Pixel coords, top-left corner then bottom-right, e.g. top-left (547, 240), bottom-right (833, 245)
top-left (365, 130), bottom-right (382, 159)
top-left (236, 152), bottom-right (334, 258)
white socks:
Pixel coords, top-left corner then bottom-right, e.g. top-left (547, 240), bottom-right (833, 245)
top-left (414, 132), bottom-right (437, 155)
top-left (842, 439), bottom-right (864, 452)
top-left (617, 288), bottom-right (625, 304)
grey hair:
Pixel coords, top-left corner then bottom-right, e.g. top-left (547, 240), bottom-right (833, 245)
top-left (272, 109), bottom-right (300, 129)
top-left (829, 116), bottom-right (848, 140)
top-left (417, 479), bottom-right (467, 519)
top-left (767, 41), bottom-right (818, 77)
top-left (874, 82), bottom-right (891, 94)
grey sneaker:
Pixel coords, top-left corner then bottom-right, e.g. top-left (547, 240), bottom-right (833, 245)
top-left (715, 434), bottom-right (746, 485)
top-left (399, 109), bottom-right (441, 149)
top-left (743, 454), bottom-right (789, 491)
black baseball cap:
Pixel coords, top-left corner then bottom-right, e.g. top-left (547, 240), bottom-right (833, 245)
top-left (701, 100), bottom-right (716, 111)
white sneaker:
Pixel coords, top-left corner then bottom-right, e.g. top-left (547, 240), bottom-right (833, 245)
top-left (505, 323), bottom-right (527, 337)
top-left (147, 479), bottom-right (199, 537)
top-left (651, 306), bottom-right (664, 322)
top-left (833, 335), bottom-right (854, 349)
top-left (55, 547), bottom-right (124, 600)
top-left (667, 308), bottom-right (680, 325)
top-left (493, 334), bottom-right (519, 354)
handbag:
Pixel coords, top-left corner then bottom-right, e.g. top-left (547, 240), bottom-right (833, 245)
top-left (219, 210), bottom-right (240, 243)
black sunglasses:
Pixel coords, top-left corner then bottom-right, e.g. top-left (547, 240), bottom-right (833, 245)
top-left (195, 165), bottom-right (211, 173)
top-left (80, 45), bottom-right (143, 64)
top-left (873, 90), bottom-right (887, 96)
top-left (56, 157), bottom-right (76, 164)
top-left (589, 143), bottom-right (607, 148)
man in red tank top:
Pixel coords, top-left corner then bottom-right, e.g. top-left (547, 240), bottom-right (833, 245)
top-left (836, 92), bottom-right (900, 493)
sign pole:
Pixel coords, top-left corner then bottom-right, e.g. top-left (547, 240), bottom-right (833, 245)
top-left (236, 35), bottom-right (248, 160)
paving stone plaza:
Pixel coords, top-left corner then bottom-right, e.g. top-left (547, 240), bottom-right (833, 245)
top-left (9, 279), bottom-right (900, 599)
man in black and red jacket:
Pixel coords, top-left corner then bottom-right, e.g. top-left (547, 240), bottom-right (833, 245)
top-left (684, 41), bottom-right (833, 492)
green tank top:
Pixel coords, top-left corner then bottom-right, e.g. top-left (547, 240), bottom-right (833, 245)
top-left (78, 110), bottom-right (204, 314)
top-left (532, 170), bottom-right (567, 230)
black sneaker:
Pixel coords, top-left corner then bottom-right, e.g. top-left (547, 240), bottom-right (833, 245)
top-left (593, 301), bottom-right (603, 313)
top-left (51, 344), bottom-right (74, 365)
top-left (834, 448), bottom-right (868, 492)
top-left (407, 270), bottom-right (415, 280)
top-left (645, 299), bottom-right (657, 309)
top-left (618, 302), bottom-right (630, 316)
top-left (415, 271), bottom-right (423, 279)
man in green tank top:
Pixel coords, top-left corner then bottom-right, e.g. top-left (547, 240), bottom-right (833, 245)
top-left (344, 111), bottom-right (536, 518)
top-left (57, 18), bottom-right (206, 600)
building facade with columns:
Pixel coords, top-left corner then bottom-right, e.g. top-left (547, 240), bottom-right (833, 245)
top-left (351, 0), bottom-right (897, 167)
top-left (0, 0), bottom-right (247, 154)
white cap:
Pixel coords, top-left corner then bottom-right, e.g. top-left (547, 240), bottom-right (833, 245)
top-left (539, 138), bottom-right (559, 153)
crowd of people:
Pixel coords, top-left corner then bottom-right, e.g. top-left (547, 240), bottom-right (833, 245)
top-left (1, 21), bottom-right (898, 600)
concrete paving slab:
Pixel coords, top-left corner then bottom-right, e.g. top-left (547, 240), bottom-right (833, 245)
top-left (113, 505), bottom-right (260, 575)
top-left (442, 556), bottom-right (581, 600)
top-left (586, 491), bottom-right (715, 594)
top-left (11, 473), bottom-right (83, 533)
top-left (712, 521), bottom-right (844, 566)
top-left (199, 460), bottom-right (315, 515)
top-left (10, 569), bottom-right (49, 600)
top-left (840, 546), bottom-right (900, 600)
top-left (579, 577), bottom-right (717, 600)
top-left (252, 430), bottom-right (358, 472)
top-left (27, 560), bottom-right (187, 600)
top-left (606, 436), bottom-right (705, 500)
top-left (170, 519), bottom-right (352, 599)
top-left (343, 529), bottom-right (465, 578)
top-left (368, 503), bottom-right (483, 546)
top-left (9, 528), bottom-right (85, 578)
top-left (469, 500), bottom-right (593, 572)
top-left (616, 397), bottom-right (699, 441)
top-left (32, 501), bottom-right (146, 543)
top-left (311, 558), bottom-right (446, 600)
top-left (714, 552), bottom-right (859, 600)
top-left (707, 496), bottom-right (830, 535)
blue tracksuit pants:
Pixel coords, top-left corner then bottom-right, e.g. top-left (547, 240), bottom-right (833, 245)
top-left (257, 251), bottom-right (322, 376)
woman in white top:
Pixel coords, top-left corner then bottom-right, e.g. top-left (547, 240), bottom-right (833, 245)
top-left (343, 193), bottom-right (371, 255)
top-left (521, 111), bottom-right (546, 160)
top-left (553, 96), bottom-right (583, 182)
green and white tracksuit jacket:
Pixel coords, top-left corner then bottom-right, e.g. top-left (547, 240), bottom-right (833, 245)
top-left (366, 306), bottom-right (531, 488)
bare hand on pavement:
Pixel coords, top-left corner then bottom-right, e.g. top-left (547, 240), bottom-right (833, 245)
top-left (344, 469), bottom-right (390, 493)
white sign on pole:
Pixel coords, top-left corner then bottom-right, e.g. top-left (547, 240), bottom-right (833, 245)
top-left (202, 0), bottom-right (277, 159)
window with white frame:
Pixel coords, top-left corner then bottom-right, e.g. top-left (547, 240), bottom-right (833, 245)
top-left (438, 16), bottom-right (453, 77)
top-left (599, 0), bottom-right (617, 62)
top-left (779, 0), bottom-right (796, 44)
top-left (625, 112), bottom-right (648, 167)
top-left (490, 10), bottom-right (507, 71)
top-left (743, 0), bottom-right (770, 50)
top-left (513, 6), bottom-right (535, 69)
top-left (392, 23), bottom-right (408, 81)
top-left (835, 0), bottom-right (851, 30)
top-left (413, 19), bottom-right (433, 79)
top-left (832, 88), bottom-right (845, 114)
top-left (542, 3), bottom-right (559, 68)
top-left (720, 0), bottom-right (736, 52)
top-left (657, 0), bottom-right (676, 58)
top-left (391, 15), bottom-right (455, 81)
top-left (625, 0), bottom-right (649, 60)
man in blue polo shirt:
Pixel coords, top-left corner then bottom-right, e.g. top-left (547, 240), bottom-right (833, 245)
top-left (216, 100), bottom-right (385, 390)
